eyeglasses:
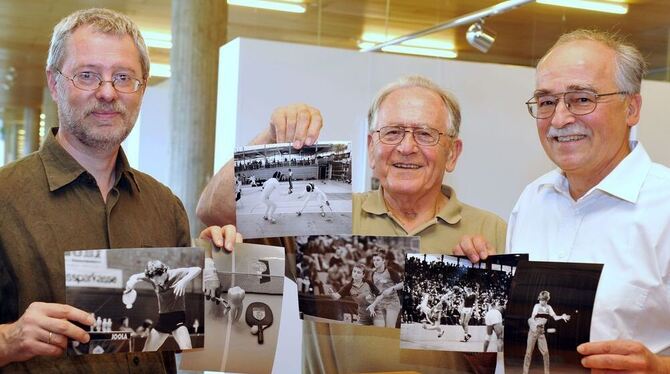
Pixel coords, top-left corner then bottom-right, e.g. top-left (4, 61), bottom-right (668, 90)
top-left (375, 126), bottom-right (452, 146)
top-left (525, 90), bottom-right (627, 119)
top-left (56, 69), bottom-right (143, 93)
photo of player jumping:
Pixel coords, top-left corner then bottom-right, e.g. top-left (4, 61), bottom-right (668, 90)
top-left (234, 142), bottom-right (352, 239)
top-left (64, 247), bottom-right (205, 356)
top-left (124, 260), bottom-right (201, 351)
top-left (400, 253), bottom-right (525, 353)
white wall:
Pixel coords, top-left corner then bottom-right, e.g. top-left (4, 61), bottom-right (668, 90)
top-left (130, 79), bottom-right (172, 185)
top-left (636, 79), bottom-right (670, 167)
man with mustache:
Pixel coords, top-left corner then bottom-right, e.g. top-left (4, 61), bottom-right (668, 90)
top-left (0, 8), bottom-right (239, 372)
top-left (456, 30), bottom-right (670, 371)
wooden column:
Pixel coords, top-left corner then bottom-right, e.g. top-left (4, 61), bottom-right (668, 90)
top-left (170, 0), bottom-right (227, 238)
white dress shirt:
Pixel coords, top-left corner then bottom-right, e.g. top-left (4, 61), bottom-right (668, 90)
top-left (507, 142), bottom-right (670, 353)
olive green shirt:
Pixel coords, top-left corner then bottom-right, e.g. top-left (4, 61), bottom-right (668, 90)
top-left (0, 129), bottom-right (190, 373)
top-left (353, 185), bottom-right (507, 252)
top-left (303, 185), bottom-right (506, 373)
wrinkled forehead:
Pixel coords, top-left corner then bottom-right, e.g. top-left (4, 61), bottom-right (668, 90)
top-left (377, 86), bottom-right (450, 131)
top-left (535, 40), bottom-right (617, 92)
top-left (62, 25), bottom-right (142, 73)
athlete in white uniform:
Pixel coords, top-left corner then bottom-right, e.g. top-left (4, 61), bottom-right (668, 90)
top-left (248, 175), bottom-right (258, 187)
top-left (483, 302), bottom-right (504, 352)
top-left (125, 260), bottom-right (201, 351)
top-left (523, 291), bottom-right (571, 374)
top-left (296, 182), bottom-right (331, 217)
top-left (262, 171), bottom-right (281, 223)
top-left (421, 294), bottom-right (446, 338)
top-left (417, 293), bottom-right (432, 322)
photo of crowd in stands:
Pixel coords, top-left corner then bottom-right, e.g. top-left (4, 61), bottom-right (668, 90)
top-left (64, 247), bottom-right (205, 355)
top-left (234, 142), bottom-right (352, 239)
top-left (504, 261), bottom-right (602, 374)
top-left (295, 235), bottom-right (419, 328)
top-left (400, 253), bottom-right (526, 353)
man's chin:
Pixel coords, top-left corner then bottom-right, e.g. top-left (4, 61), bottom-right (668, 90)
top-left (77, 128), bottom-right (131, 151)
top-left (383, 182), bottom-right (426, 198)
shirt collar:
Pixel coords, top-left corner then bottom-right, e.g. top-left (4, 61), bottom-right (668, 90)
top-left (594, 141), bottom-right (650, 203)
top-left (361, 184), bottom-right (463, 225)
top-left (39, 128), bottom-right (140, 193)
top-left (537, 141), bottom-right (651, 203)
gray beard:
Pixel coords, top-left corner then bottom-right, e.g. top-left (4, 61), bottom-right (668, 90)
top-left (57, 93), bottom-right (136, 152)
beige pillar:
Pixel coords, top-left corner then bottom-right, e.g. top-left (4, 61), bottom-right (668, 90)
top-left (23, 107), bottom-right (40, 155)
top-left (170, 0), bottom-right (227, 238)
top-left (3, 120), bottom-right (17, 164)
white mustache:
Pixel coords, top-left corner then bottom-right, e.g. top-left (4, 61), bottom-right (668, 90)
top-left (546, 124), bottom-right (590, 138)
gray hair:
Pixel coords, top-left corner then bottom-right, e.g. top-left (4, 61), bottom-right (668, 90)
top-left (367, 75), bottom-right (461, 137)
top-left (46, 8), bottom-right (150, 79)
top-left (540, 29), bottom-right (646, 94)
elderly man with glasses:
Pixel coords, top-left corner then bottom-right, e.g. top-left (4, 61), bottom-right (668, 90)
top-left (457, 30), bottom-right (670, 372)
top-left (355, 75), bottom-right (506, 252)
top-left (0, 8), bottom-right (239, 372)
top-left (301, 76), bottom-right (506, 374)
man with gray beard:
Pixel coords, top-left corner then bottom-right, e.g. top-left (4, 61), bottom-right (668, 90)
top-left (0, 8), bottom-right (239, 373)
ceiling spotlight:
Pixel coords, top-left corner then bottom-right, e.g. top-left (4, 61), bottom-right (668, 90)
top-left (466, 22), bottom-right (496, 53)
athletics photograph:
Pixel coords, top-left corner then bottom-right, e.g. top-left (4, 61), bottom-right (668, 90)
top-left (400, 253), bottom-right (526, 354)
top-left (180, 242), bottom-right (284, 374)
top-left (296, 235), bottom-right (418, 328)
top-left (64, 247), bottom-right (204, 355)
top-left (234, 142), bottom-right (352, 239)
top-left (504, 261), bottom-right (603, 374)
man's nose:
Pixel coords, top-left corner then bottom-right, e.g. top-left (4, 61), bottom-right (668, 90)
top-left (395, 130), bottom-right (418, 153)
top-left (550, 100), bottom-right (575, 129)
top-left (95, 80), bottom-right (119, 102)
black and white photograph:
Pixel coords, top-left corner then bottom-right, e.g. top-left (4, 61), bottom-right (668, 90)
top-left (234, 142), bottom-right (352, 239)
top-left (64, 247), bottom-right (204, 355)
top-left (295, 234), bottom-right (418, 328)
top-left (400, 253), bottom-right (526, 354)
top-left (180, 242), bottom-right (284, 374)
top-left (504, 261), bottom-right (603, 374)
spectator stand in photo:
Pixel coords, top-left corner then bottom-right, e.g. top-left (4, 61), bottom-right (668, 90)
top-left (295, 235), bottom-right (417, 324)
